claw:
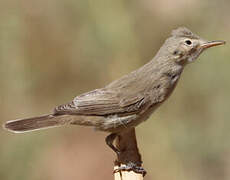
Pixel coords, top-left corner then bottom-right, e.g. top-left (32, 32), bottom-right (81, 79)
top-left (114, 162), bottom-right (146, 176)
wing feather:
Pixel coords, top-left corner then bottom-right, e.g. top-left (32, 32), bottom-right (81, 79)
top-left (55, 88), bottom-right (147, 116)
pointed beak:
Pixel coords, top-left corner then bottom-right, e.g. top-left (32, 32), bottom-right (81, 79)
top-left (200, 40), bottom-right (226, 49)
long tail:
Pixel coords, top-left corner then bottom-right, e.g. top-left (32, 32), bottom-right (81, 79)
top-left (3, 114), bottom-right (71, 133)
top-left (3, 114), bottom-right (104, 133)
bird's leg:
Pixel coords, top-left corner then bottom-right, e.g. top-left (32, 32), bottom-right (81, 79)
top-left (106, 131), bottom-right (146, 176)
top-left (113, 129), bottom-right (147, 176)
top-left (105, 133), bottom-right (120, 155)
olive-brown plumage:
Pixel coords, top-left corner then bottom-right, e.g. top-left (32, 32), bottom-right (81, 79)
top-left (4, 27), bottom-right (225, 136)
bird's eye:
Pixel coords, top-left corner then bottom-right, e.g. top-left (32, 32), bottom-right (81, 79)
top-left (185, 40), bottom-right (192, 45)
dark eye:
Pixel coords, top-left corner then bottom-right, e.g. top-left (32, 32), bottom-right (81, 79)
top-left (185, 40), bottom-right (192, 45)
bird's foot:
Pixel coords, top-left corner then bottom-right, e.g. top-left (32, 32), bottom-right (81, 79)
top-left (105, 133), bottom-right (120, 155)
top-left (114, 162), bottom-right (146, 176)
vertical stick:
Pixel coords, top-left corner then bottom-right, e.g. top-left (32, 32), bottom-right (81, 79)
top-left (113, 128), bottom-right (145, 180)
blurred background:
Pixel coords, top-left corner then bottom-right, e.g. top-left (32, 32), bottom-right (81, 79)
top-left (0, 0), bottom-right (230, 179)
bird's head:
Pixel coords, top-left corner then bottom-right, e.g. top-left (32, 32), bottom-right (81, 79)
top-left (159, 27), bottom-right (225, 65)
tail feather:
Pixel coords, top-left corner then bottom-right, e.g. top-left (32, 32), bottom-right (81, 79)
top-left (3, 114), bottom-right (105, 133)
top-left (3, 114), bottom-right (68, 133)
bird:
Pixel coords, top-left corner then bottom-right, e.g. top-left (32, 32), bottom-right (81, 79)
top-left (3, 27), bottom-right (225, 153)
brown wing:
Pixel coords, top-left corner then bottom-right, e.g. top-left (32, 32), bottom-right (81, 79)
top-left (54, 88), bottom-right (148, 116)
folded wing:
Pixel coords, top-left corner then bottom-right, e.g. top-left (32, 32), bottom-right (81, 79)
top-left (55, 88), bottom-right (147, 116)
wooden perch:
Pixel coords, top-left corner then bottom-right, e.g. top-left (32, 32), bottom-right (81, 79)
top-left (113, 128), bottom-right (146, 180)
